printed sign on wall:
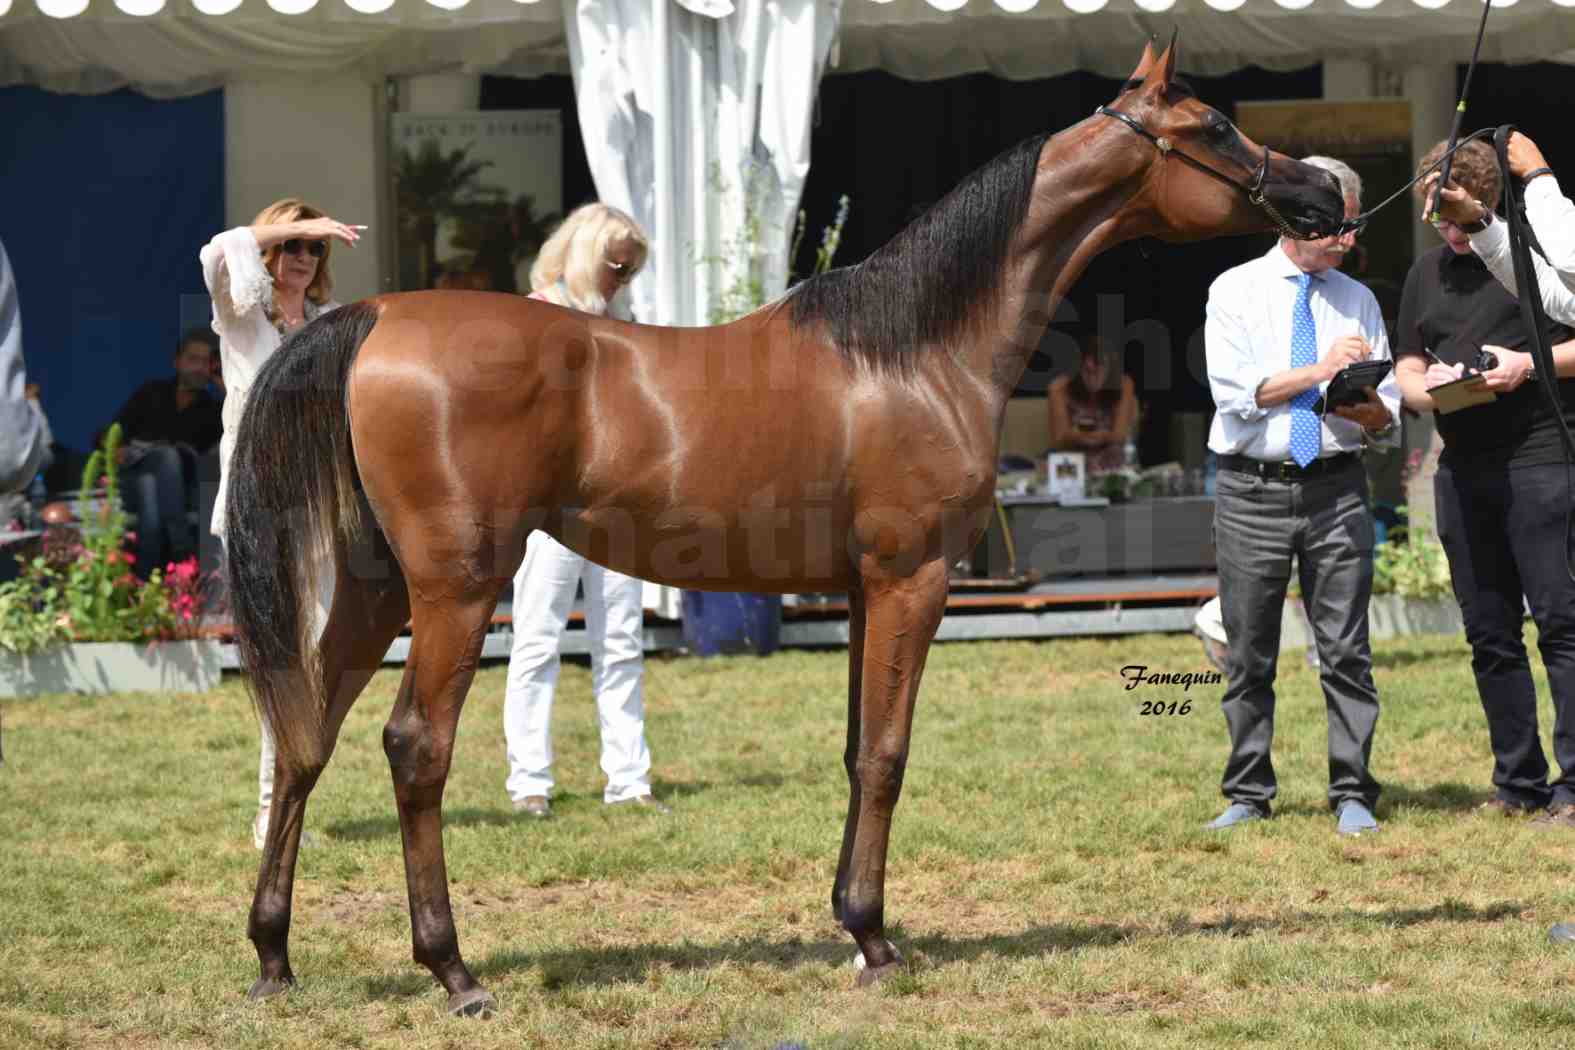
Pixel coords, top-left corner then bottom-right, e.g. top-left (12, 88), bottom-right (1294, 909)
top-left (391, 111), bottom-right (563, 293)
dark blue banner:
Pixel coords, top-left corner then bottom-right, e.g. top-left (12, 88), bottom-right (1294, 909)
top-left (0, 86), bottom-right (222, 460)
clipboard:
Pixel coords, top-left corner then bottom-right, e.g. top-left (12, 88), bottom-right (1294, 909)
top-left (1428, 373), bottom-right (1497, 414)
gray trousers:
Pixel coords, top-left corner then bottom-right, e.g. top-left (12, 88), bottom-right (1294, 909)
top-left (1214, 460), bottom-right (1382, 811)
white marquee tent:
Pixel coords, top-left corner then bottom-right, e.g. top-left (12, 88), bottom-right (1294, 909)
top-left (3, 0), bottom-right (1575, 98)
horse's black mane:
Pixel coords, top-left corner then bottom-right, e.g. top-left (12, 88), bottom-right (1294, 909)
top-left (786, 132), bottom-right (1049, 371)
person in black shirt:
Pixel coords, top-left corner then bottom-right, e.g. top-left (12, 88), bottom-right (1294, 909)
top-left (111, 329), bottom-right (222, 454)
top-left (1395, 138), bottom-right (1575, 823)
top-left (103, 328), bottom-right (222, 575)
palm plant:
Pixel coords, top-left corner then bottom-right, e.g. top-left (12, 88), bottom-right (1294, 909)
top-left (394, 139), bottom-right (498, 289)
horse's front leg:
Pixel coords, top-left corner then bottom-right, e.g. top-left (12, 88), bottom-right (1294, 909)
top-left (832, 584), bottom-right (866, 925)
top-left (837, 557), bottom-right (949, 986)
top-left (383, 590), bottom-right (500, 1017)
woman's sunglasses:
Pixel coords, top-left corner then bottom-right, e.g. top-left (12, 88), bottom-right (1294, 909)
top-left (605, 258), bottom-right (640, 285)
top-left (280, 239), bottom-right (327, 259)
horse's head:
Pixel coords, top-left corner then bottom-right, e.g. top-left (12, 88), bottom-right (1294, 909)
top-left (1103, 37), bottom-right (1345, 242)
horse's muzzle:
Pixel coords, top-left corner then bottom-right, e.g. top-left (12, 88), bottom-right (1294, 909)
top-left (1262, 160), bottom-right (1346, 239)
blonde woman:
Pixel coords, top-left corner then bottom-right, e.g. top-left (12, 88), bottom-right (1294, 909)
top-left (200, 198), bottom-right (363, 849)
top-left (503, 203), bottom-right (665, 819)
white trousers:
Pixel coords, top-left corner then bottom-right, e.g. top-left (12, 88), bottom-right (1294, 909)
top-left (503, 531), bottom-right (651, 803)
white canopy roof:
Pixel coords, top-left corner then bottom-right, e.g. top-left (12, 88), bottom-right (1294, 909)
top-left (1, 0), bottom-right (1572, 96)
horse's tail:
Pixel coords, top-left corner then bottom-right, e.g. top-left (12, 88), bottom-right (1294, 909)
top-left (226, 300), bottom-right (384, 775)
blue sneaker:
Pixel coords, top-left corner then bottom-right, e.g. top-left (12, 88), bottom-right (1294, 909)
top-left (1549, 923), bottom-right (1575, 944)
top-left (1206, 802), bottom-right (1267, 830)
top-left (1336, 799), bottom-right (1379, 836)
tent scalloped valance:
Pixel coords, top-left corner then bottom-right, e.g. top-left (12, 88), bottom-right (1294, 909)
top-left (5, 0), bottom-right (1575, 98)
top-left (0, 0), bottom-right (1563, 20)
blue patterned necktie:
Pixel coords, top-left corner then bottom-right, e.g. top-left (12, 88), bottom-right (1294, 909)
top-left (1288, 272), bottom-right (1322, 468)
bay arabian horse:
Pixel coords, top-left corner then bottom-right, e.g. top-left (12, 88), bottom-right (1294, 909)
top-left (228, 38), bottom-right (1343, 1016)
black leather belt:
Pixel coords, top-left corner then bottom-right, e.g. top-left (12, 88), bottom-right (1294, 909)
top-left (1218, 451), bottom-right (1360, 483)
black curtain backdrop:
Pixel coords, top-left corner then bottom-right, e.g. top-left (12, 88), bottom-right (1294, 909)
top-left (1452, 63), bottom-right (1575, 196)
top-left (479, 76), bottom-right (599, 218)
top-left (0, 87), bottom-right (223, 459)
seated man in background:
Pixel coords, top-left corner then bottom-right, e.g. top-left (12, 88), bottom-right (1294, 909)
top-left (101, 328), bottom-right (223, 574)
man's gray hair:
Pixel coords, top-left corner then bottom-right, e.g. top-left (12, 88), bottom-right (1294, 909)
top-left (1301, 155), bottom-right (1363, 207)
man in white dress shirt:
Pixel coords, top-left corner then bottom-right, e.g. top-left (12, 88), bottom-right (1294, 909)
top-left (1203, 156), bottom-right (1401, 837)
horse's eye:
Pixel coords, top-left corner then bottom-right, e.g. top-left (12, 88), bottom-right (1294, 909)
top-left (1207, 116), bottom-right (1236, 142)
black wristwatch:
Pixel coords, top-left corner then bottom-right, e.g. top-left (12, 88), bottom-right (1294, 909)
top-left (1460, 209), bottom-right (1495, 235)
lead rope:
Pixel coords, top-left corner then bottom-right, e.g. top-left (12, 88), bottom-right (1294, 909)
top-left (1495, 125), bottom-right (1575, 584)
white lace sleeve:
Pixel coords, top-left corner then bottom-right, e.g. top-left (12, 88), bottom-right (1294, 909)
top-left (199, 227), bottom-right (273, 333)
top-left (1474, 217), bottom-right (1575, 327)
top-left (1525, 177), bottom-right (1575, 294)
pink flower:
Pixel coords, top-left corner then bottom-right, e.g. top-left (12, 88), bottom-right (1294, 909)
top-left (123, 553), bottom-right (136, 566)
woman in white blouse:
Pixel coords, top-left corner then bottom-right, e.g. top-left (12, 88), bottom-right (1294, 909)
top-left (200, 197), bottom-right (363, 849)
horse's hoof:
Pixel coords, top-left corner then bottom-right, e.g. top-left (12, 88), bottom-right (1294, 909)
top-left (247, 976), bottom-right (293, 1001)
top-left (855, 959), bottom-right (906, 987)
top-left (851, 944), bottom-right (905, 987)
top-left (447, 988), bottom-right (497, 1018)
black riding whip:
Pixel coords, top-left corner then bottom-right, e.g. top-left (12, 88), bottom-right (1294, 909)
top-left (1431, 0), bottom-right (1495, 225)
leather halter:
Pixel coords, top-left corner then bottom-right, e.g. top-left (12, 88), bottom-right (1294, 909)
top-left (1095, 104), bottom-right (1313, 241)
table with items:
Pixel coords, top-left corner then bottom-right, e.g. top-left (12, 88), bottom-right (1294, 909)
top-left (970, 461), bottom-right (1216, 579)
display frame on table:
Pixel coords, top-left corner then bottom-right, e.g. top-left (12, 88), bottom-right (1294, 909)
top-left (1046, 451), bottom-right (1086, 503)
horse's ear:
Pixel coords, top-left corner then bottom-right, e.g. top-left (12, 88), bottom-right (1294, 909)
top-left (1128, 39), bottom-right (1158, 83)
top-left (1149, 31), bottom-right (1179, 95)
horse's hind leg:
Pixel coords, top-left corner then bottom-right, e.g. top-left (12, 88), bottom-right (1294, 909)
top-left (835, 558), bottom-right (948, 986)
top-left (382, 586), bottom-right (500, 1017)
top-left (249, 561), bottom-right (411, 1000)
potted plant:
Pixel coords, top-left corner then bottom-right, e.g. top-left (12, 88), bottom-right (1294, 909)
top-left (1365, 512), bottom-right (1462, 638)
top-left (0, 425), bottom-right (221, 696)
top-left (1280, 508), bottom-right (1461, 651)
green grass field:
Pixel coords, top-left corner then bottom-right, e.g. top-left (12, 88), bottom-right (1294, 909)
top-left (3, 630), bottom-right (1575, 1048)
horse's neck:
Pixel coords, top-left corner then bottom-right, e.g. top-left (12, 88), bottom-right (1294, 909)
top-left (965, 124), bottom-right (1149, 409)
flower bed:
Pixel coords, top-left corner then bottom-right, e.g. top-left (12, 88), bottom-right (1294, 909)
top-left (0, 425), bottom-right (219, 694)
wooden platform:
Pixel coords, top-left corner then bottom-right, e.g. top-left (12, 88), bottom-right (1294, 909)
top-left (208, 574), bottom-right (1218, 668)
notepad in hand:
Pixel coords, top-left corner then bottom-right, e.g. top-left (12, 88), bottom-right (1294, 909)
top-left (1312, 359), bottom-right (1394, 416)
top-left (1428, 373), bottom-right (1497, 414)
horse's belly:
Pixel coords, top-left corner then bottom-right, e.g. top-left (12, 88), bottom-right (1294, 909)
top-left (553, 493), bottom-right (991, 593)
top-left (553, 505), bottom-right (857, 593)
